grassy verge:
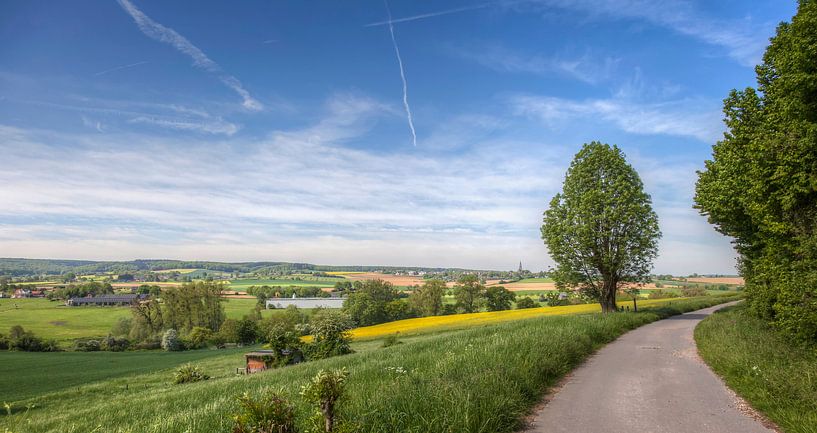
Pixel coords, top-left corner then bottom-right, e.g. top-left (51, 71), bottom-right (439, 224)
top-left (695, 305), bottom-right (817, 433)
top-left (1, 295), bottom-right (739, 433)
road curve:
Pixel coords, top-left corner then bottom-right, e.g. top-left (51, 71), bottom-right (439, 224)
top-left (526, 301), bottom-right (774, 433)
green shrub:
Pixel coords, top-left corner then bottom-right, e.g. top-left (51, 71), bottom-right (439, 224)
top-left (381, 333), bottom-right (402, 348)
top-left (264, 324), bottom-right (304, 368)
top-left (101, 335), bottom-right (130, 352)
top-left (161, 329), bottom-right (182, 351)
top-left (73, 339), bottom-right (101, 352)
top-left (680, 286), bottom-right (707, 297)
top-left (231, 389), bottom-right (297, 433)
top-left (186, 326), bottom-right (214, 349)
top-left (515, 297), bottom-right (538, 309)
top-left (172, 363), bottom-right (210, 385)
top-left (648, 289), bottom-right (675, 299)
top-left (306, 310), bottom-right (353, 360)
top-left (300, 368), bottom-right (348, 433)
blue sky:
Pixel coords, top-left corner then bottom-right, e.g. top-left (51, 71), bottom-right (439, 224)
top-left (0, 0), bottom-right (796, 273)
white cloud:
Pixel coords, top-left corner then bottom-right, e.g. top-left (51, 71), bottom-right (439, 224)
top-left (116, 0), bottom-right (263, 111)
top-left (510, 93), bottom-right (722, 142)
top-left (0, 92), bottom-right (737, 273)
top-left (456, 44), bottom-right (619, 84)
top-left (513, 0), bottom-right (772, 66)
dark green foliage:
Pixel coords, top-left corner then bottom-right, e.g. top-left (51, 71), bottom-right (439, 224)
top-left (694, 1), bottom-right (817, 342)
top-left (544, 291), bottom-right (568, 307)
top-left (47, 281), bottom-right (113, 300)
top-left (232, 389), bottom-right (298, 433)
top-left (219, 318), bottom-right (260, 345)
top-left (5, 325), bottom-right (60, 352)
top-left (454, 274), bottom-right (485, 313)
top-left (485, 286), bottom-right (516, 311)
top-left (409, 279), bottom-right (446, 316)
top-left (162, 281), bottom-right (226, 333)
top-left (307, 310), bottom-right (354, 360)
top-left (172, 363), bottom-right (210, 385)
top-left (515, 297), bottom-right (538, 309)
top-left (542, 142), bottom-right (660, 313)
top-left (265, 324), bottom-right (305, 368)
top-left (696, 305), bottom-right (817, 431)
top-left (342, 279), bottom-right (399, 326)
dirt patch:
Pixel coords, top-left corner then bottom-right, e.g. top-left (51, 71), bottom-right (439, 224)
top-left (341, 272), bottom-right (426, 287)
top-left (686, 277), bottom-right (744, 285)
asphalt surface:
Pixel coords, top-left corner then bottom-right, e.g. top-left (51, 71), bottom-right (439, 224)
top-left (526, 301), bottom-right (774, 433)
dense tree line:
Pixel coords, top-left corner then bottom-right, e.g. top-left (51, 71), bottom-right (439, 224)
top-left (695, 1), bottom-right (817, 342)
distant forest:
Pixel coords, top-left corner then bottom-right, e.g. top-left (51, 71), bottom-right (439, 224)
top-left (0, 258), bottom-right (479, 277)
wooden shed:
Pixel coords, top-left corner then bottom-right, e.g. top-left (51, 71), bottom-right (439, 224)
top-left (244, 349), bottom-right (303, 374)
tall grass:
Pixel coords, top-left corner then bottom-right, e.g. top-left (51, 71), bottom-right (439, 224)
top-left (1, 295), bottom-right (739, 433)
top-left (695, 305), bottom-right (817, 433)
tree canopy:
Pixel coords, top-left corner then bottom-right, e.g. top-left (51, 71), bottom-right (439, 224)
top-left (695, 0), bottom-right (817, 341)
top-left (542, 142), bottom-right (660, 312)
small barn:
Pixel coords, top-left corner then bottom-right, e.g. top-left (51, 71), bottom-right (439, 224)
top-left (244, 349), bottom-right (304, 374)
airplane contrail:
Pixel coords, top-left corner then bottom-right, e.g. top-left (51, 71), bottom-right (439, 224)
top-left (365, 3), bottom-right (489, 27)
top-left (384, 0), bottom-right (417, 147)
top-left (94, 61), bottom-right (149, 76)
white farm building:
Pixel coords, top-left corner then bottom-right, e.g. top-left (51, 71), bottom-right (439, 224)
top-left (265, 297), bottom-right (345, 309)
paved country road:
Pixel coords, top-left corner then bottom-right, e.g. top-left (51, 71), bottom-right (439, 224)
top-left (526, 301), bottom-right (775, 433)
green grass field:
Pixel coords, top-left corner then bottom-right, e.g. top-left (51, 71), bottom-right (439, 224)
top-left (0, 295), bottom-right (740, 433)
top-left (695, 305), bottom-right (817, 433)
top-left (225, 278), bottom-right (336, 291)
top-left (0, 298), bottom-right (287, 345)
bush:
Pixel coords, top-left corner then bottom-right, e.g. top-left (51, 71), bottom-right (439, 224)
top-left (441, 304), bottom-right (457, 315)
top-left (231, 388), bottom-right (297, 433)
top-left (186, 326), bottom-right (214, 349)
top-left (485, 286), bottom-right (516, 311)
top-left (172, 363), bottom-right (210, 385)
top-left (6, 326), bottom-right (60, 352)
top-left (680, 286), bottom-right (707, 297)
top-left (300, 368), bottom-right (348, 433)
top-left (101, 335), bottom-right (130, 352)
top-left (161, 329), bottom-right (182, 351)
top-left (648, 289), bottom-right (675, 299)
top-left (381, 333), bottom-right (402, 348)
top-left (307, 310), bottom-right (354, 360)
top-left (73, 339), bottom-right (101, 352)
top-left (515, 297), bottom-right (538, 309)
top-left (264, 324), bottom-right (304, 368)
top-left (132, 340), bottom-right (161, 350)
top-left (110, 317), bottom-right (132, 337)
top-left (219, 318), bottom-right (259, 346)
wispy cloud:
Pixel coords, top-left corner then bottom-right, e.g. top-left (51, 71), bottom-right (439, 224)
top-left (514, 0), bottom-right (772, 66)
top-left (365, 3), bottom-right (489, 27)
top-left (382, 0), bottom-right (417, 146)
top-left (510, 93), bottom-right (722, 142)
top-left (93, 60), bottom-right (149, 77)
top-left (116, 0), bottom-right (263, 111)
top-left (456, 44), bottom-right (619, 84)
top-left (15, 97), bottom-right (240, 136)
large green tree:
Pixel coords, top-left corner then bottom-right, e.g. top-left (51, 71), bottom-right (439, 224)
top-left (695, 1), bottom-right (817, 341)
top-left (454, 274), bottom-right (485, 313)
top-left (542, 142), bottom-right (660, 313)
top-left (409, 279), bottom-right (446, 316)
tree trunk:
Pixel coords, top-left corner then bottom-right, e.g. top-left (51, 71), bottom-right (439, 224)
top-left (600, 279), bottom-right (618, 313)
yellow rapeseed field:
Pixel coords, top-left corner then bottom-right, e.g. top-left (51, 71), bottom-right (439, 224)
top-left (347, 297), bottom-right (685, 340)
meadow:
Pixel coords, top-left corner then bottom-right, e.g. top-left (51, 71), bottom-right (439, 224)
top-left (0, 295), bottom-right (741, 433)
top-left (0, 298), bottom-right (284, 345)
top-left (695, 305), bottom-right (817, 433)
top-left (225, 277), bottom-right (336, 291)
